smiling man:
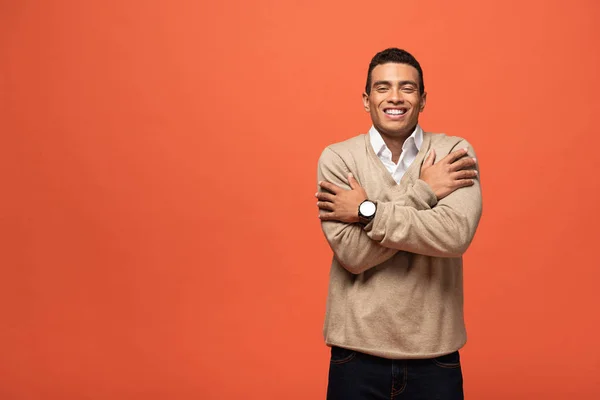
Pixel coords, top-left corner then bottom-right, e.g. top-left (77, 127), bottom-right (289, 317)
top-left (316, 48), bottom-right (483, 400)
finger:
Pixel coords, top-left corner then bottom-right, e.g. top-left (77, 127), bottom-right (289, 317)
top-left (449, 156), bottom-right (477, 172)
top-left (422, 149), bottom-right (436, 168)
top-left (442, 147), bottom-right (469, 165)
top-left (317, 201), bottom-right (335, 211)
top-left (315, 192), bottom-right (335, 202)
top-left (319, 212), bottom-right (337, 221)
top-left (453, 179), bottom-right (475, 188)
top-left (452, 169), bottom-right (478, 180)
top-left (348, 173), bottom-right (360, 190)
top-left (319, 180), bottom-right (341, 194)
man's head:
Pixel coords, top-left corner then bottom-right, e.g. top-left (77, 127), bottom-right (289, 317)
top-left (362, 48), bottom-right (427, 138)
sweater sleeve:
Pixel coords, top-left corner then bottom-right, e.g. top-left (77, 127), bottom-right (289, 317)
top-left (363, 140), bottom-right (483, 258)
top-left (317, 147), bottom-right (438, 274)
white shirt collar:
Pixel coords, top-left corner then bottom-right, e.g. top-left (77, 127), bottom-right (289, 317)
top-left (369, 125), bottom-right (423, 157)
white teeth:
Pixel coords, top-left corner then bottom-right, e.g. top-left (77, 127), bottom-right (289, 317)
top-left (385, 109), bottom-right (406, 115)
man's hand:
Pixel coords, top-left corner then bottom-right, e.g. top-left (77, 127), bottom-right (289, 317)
top-left (420, 148), bottom-right (478, 200)
top-left (316, 173), bottom-right (367, 223)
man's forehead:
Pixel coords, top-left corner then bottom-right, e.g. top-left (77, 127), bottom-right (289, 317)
top-left (371, 63), bottom-right (419, 80)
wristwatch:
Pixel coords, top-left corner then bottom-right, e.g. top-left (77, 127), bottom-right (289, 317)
top-left (358, 200), bottom-right (377, 225)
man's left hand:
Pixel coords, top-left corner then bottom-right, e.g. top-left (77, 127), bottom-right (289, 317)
top-left (316, 173), bottom-right (367, 223)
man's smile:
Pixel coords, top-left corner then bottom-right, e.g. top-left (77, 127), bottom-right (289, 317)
top-left (383, 107), bottom-right (408, 119)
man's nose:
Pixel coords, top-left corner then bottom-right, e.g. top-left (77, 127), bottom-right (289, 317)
top-left (387, 88), bottom-right (404, 103)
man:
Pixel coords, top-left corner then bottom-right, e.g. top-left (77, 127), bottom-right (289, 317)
top-left (315, 48), bottom-right (482, 400)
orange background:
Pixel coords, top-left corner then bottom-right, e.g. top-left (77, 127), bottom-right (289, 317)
top-left (2, 1), bottom-right (600, 399)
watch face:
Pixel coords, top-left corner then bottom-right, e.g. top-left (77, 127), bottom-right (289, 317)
top-left (359, 201), bottom-right (376, 217)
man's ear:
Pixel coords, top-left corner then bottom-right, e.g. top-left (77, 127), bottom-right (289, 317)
top-left (419, 91), bottom-right (427, 112)
top-left (362, 92), bottom-right (370, 112)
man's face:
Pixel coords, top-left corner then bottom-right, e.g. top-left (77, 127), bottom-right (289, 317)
top-left (362, 63), bottom-right (426, 137)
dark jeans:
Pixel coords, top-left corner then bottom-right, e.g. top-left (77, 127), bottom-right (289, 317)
top-left (327, 346), bottom-right (464, 400)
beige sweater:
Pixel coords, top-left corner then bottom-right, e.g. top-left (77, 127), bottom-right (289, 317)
top-left (317, 132), bottom-right (482, 359)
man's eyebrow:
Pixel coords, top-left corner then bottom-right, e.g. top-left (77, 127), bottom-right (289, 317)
top-left (372, 80), bottom-right (418, 87)
top-left (372, 80), bottom-right (392, 87)
top-left (398, 80), bottom-right (418, 86)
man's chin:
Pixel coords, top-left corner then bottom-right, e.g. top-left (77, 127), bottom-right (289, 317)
top-left (376, 123), bottom-right (415, 137)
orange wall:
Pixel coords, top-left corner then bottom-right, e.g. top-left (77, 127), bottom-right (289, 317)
top-left (2, 1), bottom-right (600, 399)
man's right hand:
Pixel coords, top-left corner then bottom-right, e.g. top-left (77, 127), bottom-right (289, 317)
top-left (419, 148), bottom-right (478, 200)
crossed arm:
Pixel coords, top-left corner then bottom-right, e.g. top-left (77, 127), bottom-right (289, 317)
top-left (316, 143), bottom-right (481, 274)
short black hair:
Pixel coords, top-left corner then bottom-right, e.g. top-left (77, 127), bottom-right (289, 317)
top-left (365, 48), bottom-right (425, 95)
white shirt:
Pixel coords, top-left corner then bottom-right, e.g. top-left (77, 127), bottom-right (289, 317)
top-left (369, 125), bottom-right (424, 184)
